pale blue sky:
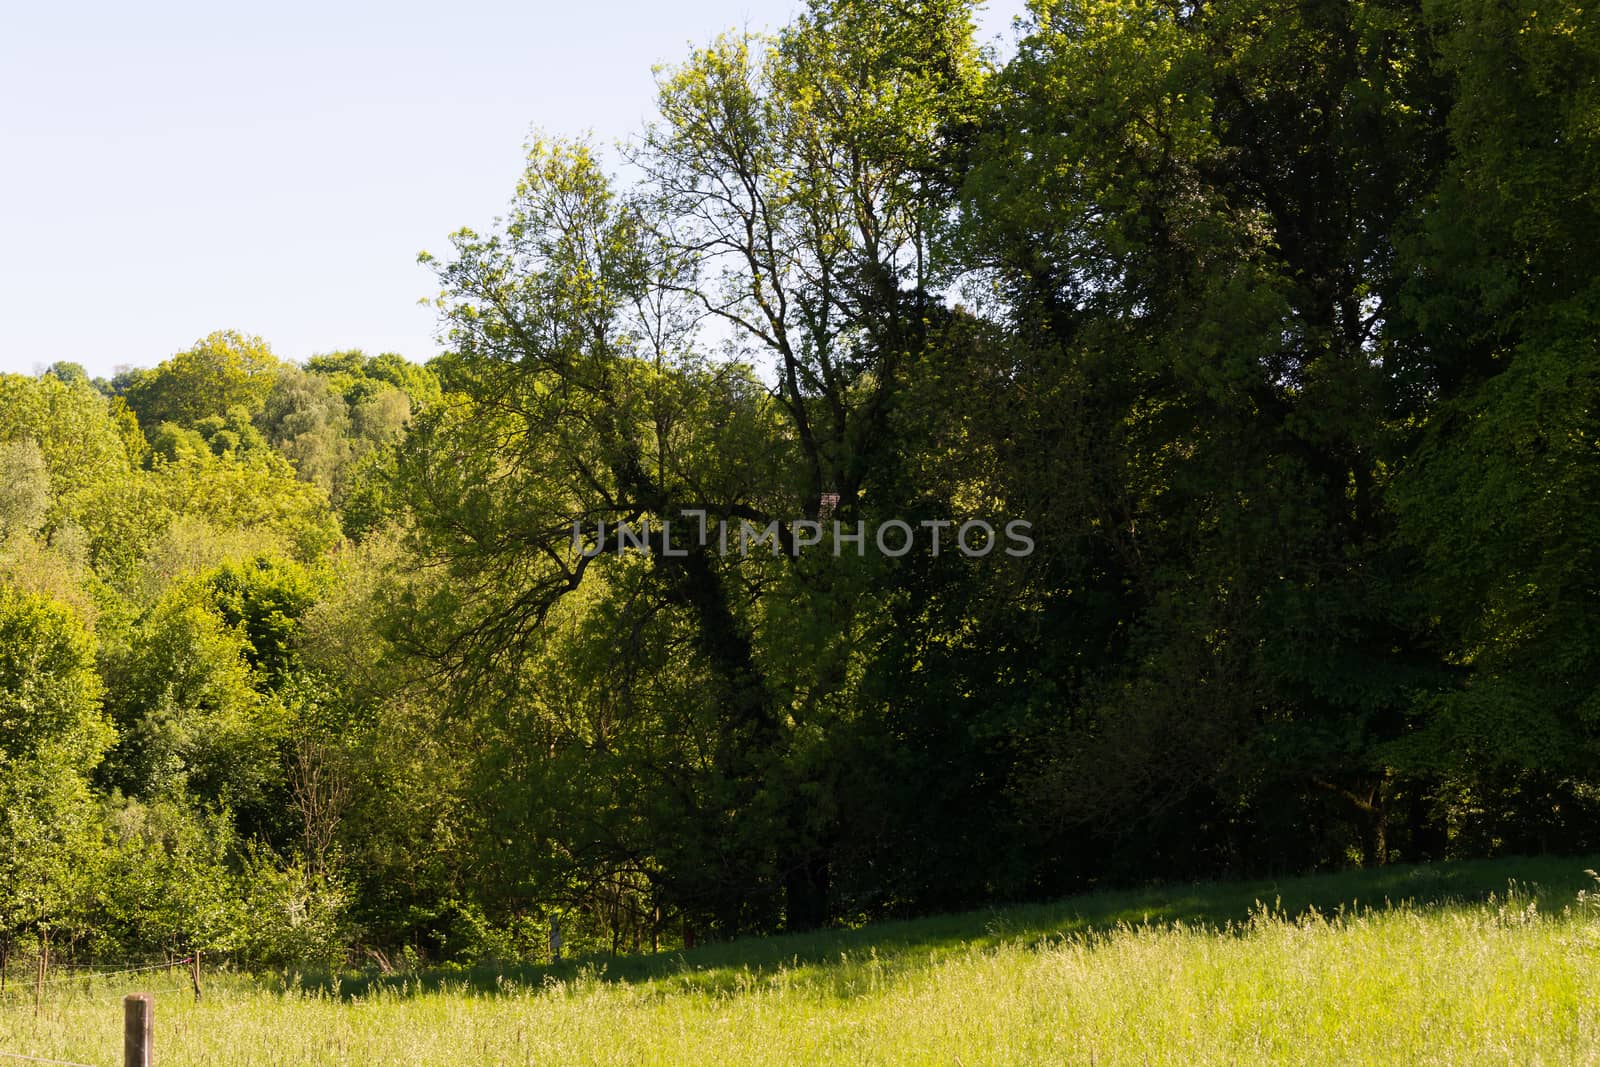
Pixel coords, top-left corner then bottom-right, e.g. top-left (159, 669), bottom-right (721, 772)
top-left (0, 0), bottom-right (1025, 377)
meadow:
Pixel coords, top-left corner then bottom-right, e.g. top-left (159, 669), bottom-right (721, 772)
top-left (2, 855), bottom-right (1598, 1066)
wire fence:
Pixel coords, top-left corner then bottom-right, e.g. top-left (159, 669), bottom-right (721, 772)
top-left (0, 958), bottom-right (197, 1011)
top-left (0, 960), bottom-right (191, 984)
top-left (0, 954), bottom-right (195, 1067)
top-left (0, 1051), bottom-right (100, 1067)
top-left (37, 961), bottom-right (192, 988)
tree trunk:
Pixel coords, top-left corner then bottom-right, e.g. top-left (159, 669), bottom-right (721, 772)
top-left (1360, 804), bottom-right (1389, 868)
top-left (33, 929), bottom-right (48, 1016)
top-left (1313, 774), bottom-right (1391, 868)
top-left (783, 853), bottom-right (831, 932)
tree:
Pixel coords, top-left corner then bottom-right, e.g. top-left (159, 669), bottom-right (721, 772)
top-left (406, 134), bottom-right (783, 931)
top-left (635, 0), bottom-right (987, 515)
top-left (99, 579), bottom-right (290, 840)
top-left (147, 443), bottom-right (343, 563)
top-left (97, 796), bottom-right (240, 963)
top-left (953, 0), bottom-right (1458, 870)
top-left (43, 362), bottom-right (88, 386)
top-left (258, 366), bottom-right (354, 495)
top-left (0, 440), bottom-right (49, 539)
top-left (0, 586), bottom-right (114, 974)
top-left (404, 0), bottom-right (1073, 932)
top-left (0, 372), bottom-right (134, 524)
top-left (124, 330), bottom-right (281, 431)
top-left (1382, 0), bottom-right (1600, 841)
top-left (256, 353), bottom-right (434, 535)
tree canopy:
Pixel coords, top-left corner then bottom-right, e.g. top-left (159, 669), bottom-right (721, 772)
top-left (0, 0), bottom-right (1595, 967)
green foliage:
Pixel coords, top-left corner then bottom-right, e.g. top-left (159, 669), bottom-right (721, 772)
top-left (124, 330), bottom-right (281, 431)
top-left (0, 587), bottom-right (113, 948)
top-left (97, 795), bottom-right (241, 957)
top-left (42, 362), bottom-right (88, 386)
top-left (147, 446), bottom-right (342, 562)
top-left (257, 366), bottom-right (353, 493)
top-left (0, 372), bottom-right (135, 527)
top-left (204, 557), bottom-right (321, 681)
top-left (100, 579), bottom-right (288, 825)
top-left (148, 421), bottom-right (209, 463)
top-left (0, 0), bottom-right (1595, 976)
top-left (256, 352), bottom-right (433, 536)
top-left (234, 845), bottom-right (354, 971)
top-left (0, 760), bottom-right (105, 945)
top-left (192, 408), bottom-right (270, 457)
top-left (0, 439), bottom-right (49, 539)
top-left (0, 585), bottom-right (110, 770)
top-left (304, 349), bottom-right (441, 412)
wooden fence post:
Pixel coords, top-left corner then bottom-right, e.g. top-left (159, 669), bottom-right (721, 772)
top-left (124, 992), bottom-right (152, 1067)
top-left (34, 929), bottom-right (50, 1016)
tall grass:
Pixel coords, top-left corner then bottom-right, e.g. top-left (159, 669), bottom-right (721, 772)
top-left (4, 855), bottom-right (1598, 1065)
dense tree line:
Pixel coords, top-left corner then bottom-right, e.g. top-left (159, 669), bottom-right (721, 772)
top-left (0, 0), bottom-right (1595, 969)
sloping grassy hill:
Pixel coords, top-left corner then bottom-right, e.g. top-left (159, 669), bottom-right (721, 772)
top-left (7, 855), bottom-right (1600, 1065)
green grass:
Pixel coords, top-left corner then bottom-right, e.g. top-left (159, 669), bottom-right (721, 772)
top-left (5, 855), bottom-right (1600, 1065)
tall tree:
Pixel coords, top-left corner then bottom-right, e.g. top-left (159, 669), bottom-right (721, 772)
top-left (125, 330), bottom-right (281, 431)
top-left (403, 0), bottom-right (993, 933)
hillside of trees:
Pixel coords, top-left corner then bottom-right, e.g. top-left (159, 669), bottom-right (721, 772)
top-left (1, 0), bottom-right (1596, 970)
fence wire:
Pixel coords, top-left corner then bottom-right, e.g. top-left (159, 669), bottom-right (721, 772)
top-left (0, 1051), bottom-right (100, 1067)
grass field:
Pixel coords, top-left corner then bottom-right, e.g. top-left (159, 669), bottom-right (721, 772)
top-left (4, 855), bottom-right (1599, 1065)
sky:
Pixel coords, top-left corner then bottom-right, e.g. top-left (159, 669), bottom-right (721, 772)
top-left (0, 0), bottom-right (1026, 378)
